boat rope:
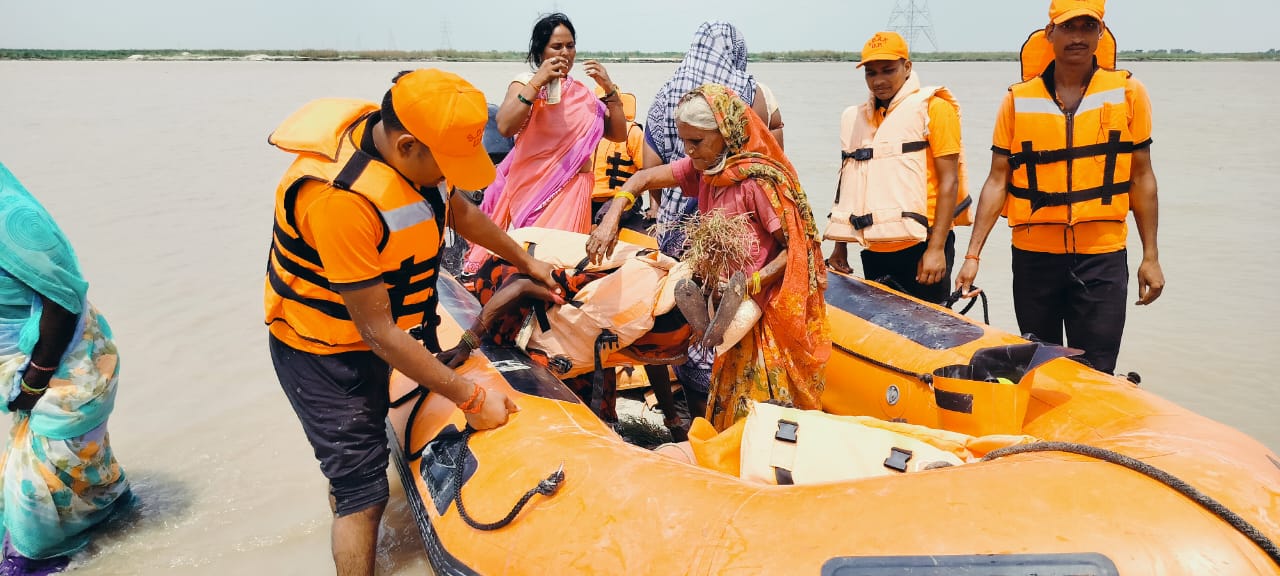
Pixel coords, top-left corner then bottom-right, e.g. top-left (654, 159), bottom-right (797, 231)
top-left (982, 441), bottom-right (1280, 567)
top-left (944, 286), bottom-right (989, 325)
top-left (451, 429), bottom-right (566, 531)
top-left (831, 342), bottom-right (933, 386)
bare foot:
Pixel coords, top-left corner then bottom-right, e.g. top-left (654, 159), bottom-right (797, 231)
top-left (703, 271), bottom-right (746, 349)
top-left (674, 278), bottom-right (709, 342)
top-left (826, 242), bottom-right (853, 274)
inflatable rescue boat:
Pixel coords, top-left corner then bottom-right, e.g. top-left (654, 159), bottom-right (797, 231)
top-left (387, 272), bottom-right (1280, 575)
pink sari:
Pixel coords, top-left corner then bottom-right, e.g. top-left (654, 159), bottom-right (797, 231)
top-left (463, 75), bottom-right (605, 273)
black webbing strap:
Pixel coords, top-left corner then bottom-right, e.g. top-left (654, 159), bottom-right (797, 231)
top-left (1007, 135), bottom-right (1136, 171)
top-left (849, 211), bottom-right (929, 231)
top-left (1007, 181), bottom-right (1132, 212)
top-left (842, 140), bottom-right (928, 162)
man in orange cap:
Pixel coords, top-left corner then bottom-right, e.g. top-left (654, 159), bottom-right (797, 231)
top-left (825, 31), bottom-right (971, 305)
top-left (263, 69), bottom-right (558, 575)
top-left (956, 0), bottom-right (1165, 375)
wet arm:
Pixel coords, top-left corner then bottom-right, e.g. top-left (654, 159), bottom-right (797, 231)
top-left (341, 284), bottom-right (473, 403)
top-left (20, 295), bottom-right (78, 388)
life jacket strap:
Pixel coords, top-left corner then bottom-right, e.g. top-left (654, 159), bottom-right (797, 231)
top-left (842, 140), bottom-right (928, 162)
top-left (848, 211), bottom-right (929, 231)
top-left (771, 418), bottom-right (799, 485)
top-left (1007, 181), bottom-right (1132, 212)
top-left (1007, 133), bottom-right (1136, 171)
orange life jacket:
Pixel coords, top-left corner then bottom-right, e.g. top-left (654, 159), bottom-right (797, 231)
top-left (264, 98), bottom-right (448, 353)
top-left (504, 228), bottom-right (691, 379)
top-left (1003, 66), bottom-right (1139, 254)
top-left (826, 73), bottom-right (971, 250)
top-left (590, 92), bottom-right (645, 200)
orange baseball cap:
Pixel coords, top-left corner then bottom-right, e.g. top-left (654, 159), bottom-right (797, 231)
top-left (857, 31), bottom-right (910, 68)
top-left (389, 69), bottom-right (495, 191)
top-left (1050, 0), bottom-right (1105, 24)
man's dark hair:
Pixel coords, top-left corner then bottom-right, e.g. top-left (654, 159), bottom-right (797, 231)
top-left (527, 13), bottom-right (575, 68)
top-left (380, 70), bottom-right (413, 133)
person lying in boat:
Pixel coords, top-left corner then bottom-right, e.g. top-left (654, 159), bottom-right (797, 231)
top-left (438, 228), bottom-right (751, 430)
top-left (588, 83), bottom-right (831, 431)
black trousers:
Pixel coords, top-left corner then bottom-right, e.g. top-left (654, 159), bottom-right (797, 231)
top-left (1011, 247), bottom-right (1128, 374)
top-left (860, 231), bottom-right (956, 305)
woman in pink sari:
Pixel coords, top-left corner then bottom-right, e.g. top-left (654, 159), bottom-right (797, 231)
top-left (463, 13), bottom-right (628, 273)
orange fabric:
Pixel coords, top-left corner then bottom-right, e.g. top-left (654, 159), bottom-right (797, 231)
top-left (1049, 0), bottom-right (1105, 24)
top-left (692, 83), bottom-right (831, 430)
top-left (296, 181), bottom-right (383, 285)
top-left (687, 417), bottom-right (744, 477)
top-left (992, 71), bottom-right (1151, 254)
top-left (266, 102), bottom-right (447, 355)
top-left (388, 69), bottom-right (495, 191)
top-left (1020, 27), bottom-right (1117, 82)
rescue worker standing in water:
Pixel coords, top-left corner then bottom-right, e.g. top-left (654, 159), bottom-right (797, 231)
top-left (825, 31), bottom-right (971, 305)
top-left (263, 69), bottom-right (556, 576)
top-left (956, 0), bottom-right (1165, 374)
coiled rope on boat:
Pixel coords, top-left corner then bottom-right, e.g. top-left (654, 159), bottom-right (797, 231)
top-left (450, 429), bottom-right (565, 531)
top-left (983, 441), bottom-right (1280, 568)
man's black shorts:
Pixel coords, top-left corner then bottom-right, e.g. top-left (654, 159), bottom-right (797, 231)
top-left (269, 334), bottom-right (391, 515)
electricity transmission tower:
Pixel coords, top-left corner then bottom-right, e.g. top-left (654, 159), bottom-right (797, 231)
top-left (886, 0), bottom-right (939, 52)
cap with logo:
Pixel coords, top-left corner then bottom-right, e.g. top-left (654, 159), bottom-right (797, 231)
top-left (389, 69), bottom-right (496, 191)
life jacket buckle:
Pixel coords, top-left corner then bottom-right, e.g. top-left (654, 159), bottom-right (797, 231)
top-left (883, 447), bottom-right (914, 473)
top-left (849, 213), bottom-right (876, 231)
top-left (775, 419), bottom-right (799, 444)
top-left (845, 148), bottom-right (874, 162)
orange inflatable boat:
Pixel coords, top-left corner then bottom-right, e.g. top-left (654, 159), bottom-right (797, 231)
top-left (387, 272), bottom-right (1280, 575)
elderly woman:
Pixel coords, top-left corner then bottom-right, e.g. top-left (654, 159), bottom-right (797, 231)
top-left (589, 84), bottom-right (829, 430)
top-left (0, 162), bottom-right (130, 574)
top-left (462, 12), bottom-right (627, 274)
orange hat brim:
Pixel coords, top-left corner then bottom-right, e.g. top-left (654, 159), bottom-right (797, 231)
top-left (435, 146), bottom-right (497, 192)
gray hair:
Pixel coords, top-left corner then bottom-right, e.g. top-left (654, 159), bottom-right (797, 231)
top-left (675, 94), bottom-right (717, 131)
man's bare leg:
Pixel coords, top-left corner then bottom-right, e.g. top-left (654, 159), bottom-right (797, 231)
top-left (674, 278), bottom-right (710, 342)
top-left (332, 501), bottom-right (385, 576)
top-left (703, 271), bottom-right (747, 349)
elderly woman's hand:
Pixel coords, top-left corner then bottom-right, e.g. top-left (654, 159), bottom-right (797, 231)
top-left (586, 209), bottom-right (622, 266)
top-left (581, 60), bottom-right (615, 93)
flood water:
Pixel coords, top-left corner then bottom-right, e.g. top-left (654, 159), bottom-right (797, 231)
top-left (0, 59), bottom-right (1276, 574)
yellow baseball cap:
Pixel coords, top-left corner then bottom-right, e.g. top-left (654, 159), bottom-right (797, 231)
top-left (1050, 0), bottom-right (1105, 25)
top-left (857, 31), bottom-right (910, 68)
top-left (389, 69), bottom-right (495, 191)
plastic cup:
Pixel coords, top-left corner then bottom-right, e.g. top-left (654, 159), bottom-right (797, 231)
top-left (546, 77), bottom-right (561, 105)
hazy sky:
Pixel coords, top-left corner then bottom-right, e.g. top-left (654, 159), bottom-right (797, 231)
top-left (3, 0), bottom-right (1277, 53)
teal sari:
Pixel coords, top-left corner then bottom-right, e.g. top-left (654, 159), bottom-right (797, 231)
top-left (0, 162), bottom-right (128, 560)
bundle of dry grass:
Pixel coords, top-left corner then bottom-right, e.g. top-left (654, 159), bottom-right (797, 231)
top-left (670, 209), bottom-right (757, 282)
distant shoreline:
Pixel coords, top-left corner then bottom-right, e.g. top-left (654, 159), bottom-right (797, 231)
top-left (2, 48), bottom-right (1277, 63)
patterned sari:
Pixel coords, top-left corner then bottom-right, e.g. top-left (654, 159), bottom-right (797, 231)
top-left (686, 85), bottom-right (832, 431)
top-left (463, 75), bottom-right (606, 274)
top-left (0, 162), bottom-right (129, 562)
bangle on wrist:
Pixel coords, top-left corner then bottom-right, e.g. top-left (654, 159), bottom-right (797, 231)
top-left (751, 271), bottom-right (762, 296)
top-left (20, 380), bottom-right (48, 395)
top-left (964, 254), bottom-right (980, 262)
top-left (613, 191), bottom-right (636, 211)
top-left (460, 329), bottom-right (481, 350)
top-left (27, 361), bottom-right (56, 373)
top-left (516, 93), bottom-right (534, 106)
top-left (599, 87), bottom-right (619, 102)
top-left (457, 383), bottom-right (487, 414)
